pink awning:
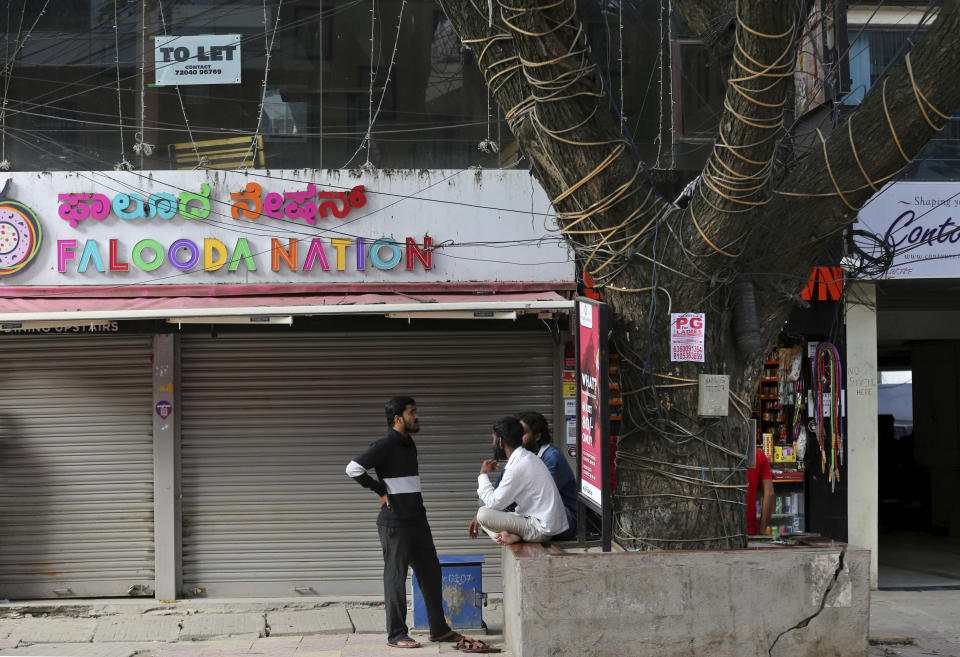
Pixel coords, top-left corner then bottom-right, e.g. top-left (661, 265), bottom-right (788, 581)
top-left (0, 290), bottom-right (573, 324)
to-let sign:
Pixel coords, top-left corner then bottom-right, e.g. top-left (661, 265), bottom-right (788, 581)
top-left (154, 35), bottom-right (242, 86)
top-left (670, 312), bottom-right (705, 362)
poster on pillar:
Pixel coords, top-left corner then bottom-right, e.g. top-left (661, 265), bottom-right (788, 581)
top-left (576, 298), bottom-right (609, 512)
top-left (154, 35), bottom-right (242, 86)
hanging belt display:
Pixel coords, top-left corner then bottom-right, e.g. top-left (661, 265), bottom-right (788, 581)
top-left (814, 342), bottom-right (844, 491)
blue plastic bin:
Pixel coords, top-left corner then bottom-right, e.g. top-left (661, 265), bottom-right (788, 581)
top-left (412, 555), bottom-right (486, 629)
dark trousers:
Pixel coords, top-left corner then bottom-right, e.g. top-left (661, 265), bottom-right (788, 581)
top-left (378, 521), bottom-right (451, 643)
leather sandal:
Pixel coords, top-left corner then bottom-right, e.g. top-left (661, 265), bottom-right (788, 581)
top-left (454, 636), bottom-right (501, 653)
top-left (387, 636), bottom-right (422, 648)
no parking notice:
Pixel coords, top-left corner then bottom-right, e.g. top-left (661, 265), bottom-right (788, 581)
top-left (154, 35), bottom-right (242, 86)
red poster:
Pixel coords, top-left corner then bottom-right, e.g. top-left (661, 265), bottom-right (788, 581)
top-left (577, 299), bottom-right (608, 511)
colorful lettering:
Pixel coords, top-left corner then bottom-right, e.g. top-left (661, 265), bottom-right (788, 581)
top-left (179, 184), bottom-right (212, 220)
top-left (330, 238), bottom-right (351, 271)
top-left (148, 193), bottom-right (179, 220)
top-left (58, 193), bottom-right (111, 228)
top-left (78, 240), bottom-right (105, 273)
top-left (57, 240), bottom-right (78, 273)
top-left (230, 182), bottom-right (263, 220)
top-left (406, 236), bottom-right (432, 270)
top-left (356, 237), bottom-right (365, 270)
top-left (370, 238), bottom-right (402, 270)
top-left (229, 238), bottom-right (256, 272)
top-left (271, 238), bottom-right (298, 271)
top-left (169, 238), bottom-right (200, 271)
top-left (112, 193), bottom-right (147, 220)
top-left (109, 238), bottom-right (128, 271)
top-left (263, 192), bottom-right (284, 218)
top-left (302, 239), bottom-right (330, 272)
top-left (204, 238), bottom-right (227, 270)
top-left (132, 239), bottom-right (165, 271)
top-left (283, 184), bottom-right (318, 225)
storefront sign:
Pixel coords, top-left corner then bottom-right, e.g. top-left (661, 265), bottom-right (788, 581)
top-left (854, 182), bottom-right (960, 278)
top-left (154, 35), bottom-right (242, 86)
top-left (0, 170), bottom-right (574, 286)
top-left (670, 312), bottom-right (705, 362)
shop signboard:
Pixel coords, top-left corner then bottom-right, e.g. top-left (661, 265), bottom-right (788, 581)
top-left (154, 35), bottom-right (242, 86)
top-left (853, 182), bottom-right (960, 279)
top-left (575, 297), bottom-right (612, 550)
top-left (0, 170), bottom-right (573, 286)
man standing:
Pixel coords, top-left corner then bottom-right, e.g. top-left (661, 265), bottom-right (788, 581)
top-left (747, 447), bottom-right (775, 535)
top-left (345, 397), bottom-right (462, 649)
top-left (476, 416), bottom-right (569, 545)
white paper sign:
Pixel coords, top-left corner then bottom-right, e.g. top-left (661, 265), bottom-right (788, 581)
top-left (670, 313), bottom-right (705, 362)
top-left (155, 35), bottom-right (242, 86)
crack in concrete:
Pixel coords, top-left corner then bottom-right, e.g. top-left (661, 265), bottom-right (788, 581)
top-left (767, 547), bottom-right (847, 657)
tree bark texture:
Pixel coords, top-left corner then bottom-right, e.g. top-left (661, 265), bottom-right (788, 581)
top-left (436, 0), bottom-right (960, 549)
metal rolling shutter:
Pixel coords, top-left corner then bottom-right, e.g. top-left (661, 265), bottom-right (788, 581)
top-left (0, 334), bottom-right (155, 599)
top-left (180, 331), bottom-right (556, 597)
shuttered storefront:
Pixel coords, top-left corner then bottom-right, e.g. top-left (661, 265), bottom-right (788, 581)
top-left (0, 335), bottom-right (155, 599)
top-left (180, 330), bottom-right (557, 597)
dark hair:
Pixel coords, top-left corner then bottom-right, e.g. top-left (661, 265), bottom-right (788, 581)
top-left (518, 411), bottom-right (552, 446)
top-left (385, 396), bottom-right (416, 427)
top-left (493, 415), bottom-right (523, 449)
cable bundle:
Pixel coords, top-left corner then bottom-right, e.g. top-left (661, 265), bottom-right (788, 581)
top-left (814, 342), bottom-right (844, 491)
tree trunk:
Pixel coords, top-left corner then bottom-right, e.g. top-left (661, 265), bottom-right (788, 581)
top-left (437, 0), bottom-right (960, 549)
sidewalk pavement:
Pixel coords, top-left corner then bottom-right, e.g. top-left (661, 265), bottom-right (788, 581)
top-left (0, 600), bottom-right (509, 657)
top-left (868, 590), bottom-right (960, 657)
top-left (2, 589), bottom-right (959, 657)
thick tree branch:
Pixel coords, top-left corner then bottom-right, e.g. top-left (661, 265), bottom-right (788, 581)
top-left (685, 1), bottom-right (800, 270)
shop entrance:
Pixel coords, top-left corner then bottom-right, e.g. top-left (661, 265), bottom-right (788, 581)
top-left (877, 280), bottom-right (960, 589)
top-left (178, 329), bottom-right (558, 597)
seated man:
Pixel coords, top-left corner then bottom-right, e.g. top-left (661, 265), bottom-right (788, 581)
top-left (476, 416), bottom-right (569, 545)
top-left (518, 411), bottom-right (578, 540)
top-left (467, 411), bottom-right (578, 540)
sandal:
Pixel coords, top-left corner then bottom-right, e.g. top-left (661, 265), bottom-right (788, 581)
top-left (455, 636), bottom-right (501, 653)
top-left (387, 637), bottom-right (422, 648)
top-left (429, 630), bottom-right (465, 642)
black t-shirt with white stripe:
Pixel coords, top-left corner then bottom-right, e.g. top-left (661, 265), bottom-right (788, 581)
top-left (346, 428), bottom-right (427, 527)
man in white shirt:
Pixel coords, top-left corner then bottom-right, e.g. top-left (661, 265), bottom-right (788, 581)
top-left (476, 416), bottom-right (569, 545)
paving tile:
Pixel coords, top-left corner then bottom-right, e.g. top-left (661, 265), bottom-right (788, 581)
top-left (180, 614), bottom-right (265, 641)
top-left (267, 610), bottom-right (352, 637)
top-left (0, 641), bottom-right (16, 650)
top-left (344, 633), bottom-right (384, 645)
top-left (7, 618), bottom-right (97, 643)
top-left (194, 637), bottom-right (258, 652)
top-left (94, 616), bottom-right (181, 642)
top-left (296, 635), bottom-right (348, 652)
top-left (345, 609), bottom-right (384, 634)
top-left (0, 642), bottom-right (155, 657)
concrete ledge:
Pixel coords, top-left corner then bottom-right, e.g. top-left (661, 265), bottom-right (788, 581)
top-left (503, 538), bottom-right (870, 657)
